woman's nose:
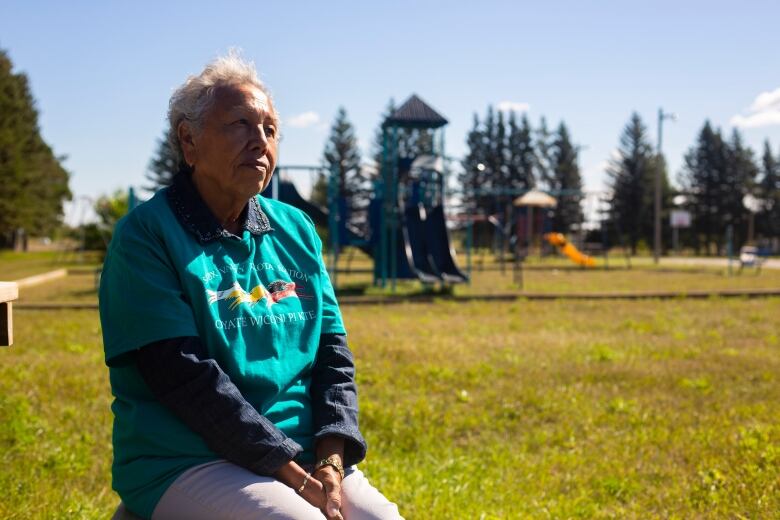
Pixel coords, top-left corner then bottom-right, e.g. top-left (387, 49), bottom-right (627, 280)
top-left (250, 125), bottom-right (268, 151)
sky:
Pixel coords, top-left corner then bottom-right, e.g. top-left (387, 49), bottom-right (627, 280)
top-left (2, 0), bottom-right (780, 224)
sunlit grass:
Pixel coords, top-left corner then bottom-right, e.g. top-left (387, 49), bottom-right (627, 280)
top-left (0, 251), bottom-right (100, 281)
top-left (2, 297), bottom-right (779, 518)
top-left (3, 250), bottom-right (780, 518)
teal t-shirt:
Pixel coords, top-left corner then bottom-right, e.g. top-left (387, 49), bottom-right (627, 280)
top-left (99, 190), bottom-right (345, 518)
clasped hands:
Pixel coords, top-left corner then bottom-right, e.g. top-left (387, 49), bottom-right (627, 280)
top-left (275, 436), bottom-right (346, 520)
top-left (298, 463), bottom-right (344, 520)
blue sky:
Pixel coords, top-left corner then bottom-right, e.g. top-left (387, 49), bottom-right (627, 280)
top-left (2, 0), bottom-right (780, 221)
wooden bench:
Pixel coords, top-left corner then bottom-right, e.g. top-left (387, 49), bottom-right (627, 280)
top-left (1, 281), bottom-right (19, 346)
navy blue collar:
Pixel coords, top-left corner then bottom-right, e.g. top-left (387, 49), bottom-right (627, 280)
top-left (166, 173), bottom-right (273, 244)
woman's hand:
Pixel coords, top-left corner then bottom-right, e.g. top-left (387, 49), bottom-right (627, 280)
top-left (313, 465), bottom-right (344, 520)
top-left (273, 461), bottom-right (328, 512)
top-left (314, 436), bottom-right (346, 520)
top-left (300, 475), bottom-right (329, 514)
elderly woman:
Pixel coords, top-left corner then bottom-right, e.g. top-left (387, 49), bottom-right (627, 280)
top-left (100, 53), bottom-right (402, 520)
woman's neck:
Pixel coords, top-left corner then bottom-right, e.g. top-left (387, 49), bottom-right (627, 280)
top-left (191, 173), bottom-right (247, 233)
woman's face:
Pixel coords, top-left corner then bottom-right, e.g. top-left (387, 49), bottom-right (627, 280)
top-left (182, 83), bottom-right (279, 201)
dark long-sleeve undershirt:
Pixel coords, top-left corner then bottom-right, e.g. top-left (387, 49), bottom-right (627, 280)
top-left (135, 333), bottom-right (366, 475)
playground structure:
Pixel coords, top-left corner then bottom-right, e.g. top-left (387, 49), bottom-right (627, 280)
top-left (269, 95), bottom-right (468, 290)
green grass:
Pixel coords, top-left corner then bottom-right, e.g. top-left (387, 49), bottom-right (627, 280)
top-left (14, 266), bottom-right (780, 304)
top-left (344, 298), bottom-right (780, 518)
top-left (335, 265), bottom-right (780, 298)
top-left (2, 298), bottom-right (780, 518)
top-left (3, 251), bottom-right (780, 518)
top-left (0, 251), bottom-right (100, 281)
top-left (17, 273), bottom-right (100, 303)
top-left (326, 246), bottom-right (780, 297)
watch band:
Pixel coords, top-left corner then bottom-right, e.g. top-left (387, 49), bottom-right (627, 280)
top-left (314, 456), bottom-right (345, 480)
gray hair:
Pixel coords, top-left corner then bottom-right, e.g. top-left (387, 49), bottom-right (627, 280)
top-left (167, 50), bottom-right (278, 171)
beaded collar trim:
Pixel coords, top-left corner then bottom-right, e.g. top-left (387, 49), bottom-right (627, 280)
top-left (166, 173), bottom-right (273, 244)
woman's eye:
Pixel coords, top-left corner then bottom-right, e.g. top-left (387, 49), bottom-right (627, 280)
top-left (234, 118), bottom-right (250, 126)
top-left (264, 126), bottom-right (277, 138)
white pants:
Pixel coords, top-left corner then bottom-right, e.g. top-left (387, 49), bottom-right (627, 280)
top-left (136, 459), bottom-right (403, 520)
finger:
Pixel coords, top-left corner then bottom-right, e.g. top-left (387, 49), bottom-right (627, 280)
top-left (321, 476), bottom-right (342, 518)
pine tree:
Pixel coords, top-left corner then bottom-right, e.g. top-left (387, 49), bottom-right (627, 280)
top-left (723, 129), bottom-right (759, 246)
top-left (0, 48), bottom-right (71, 246)
top-left (323, 107), bottom-right (368, 230)
top-left (534, 117), bottom-right (554, 190)
top-left (757, 140), bottom-right (780, 238)
top-left (679, 124), bottom-right (757, 252)
top-left (549, 122), bottom-right (584, 233)
top-left (492, 110), bottom-right (509, 205)
top-left (680, 121), bottom-right (725, 253)
top-left (606, 113), bottom-right (658, 253)
top-left (372, 99), bottom-right (396, 170)
top-left (460, 113), bottom-right (488, 213)
top-left (506, 112), bottom-right (535, 192)
top-left (145, 132), bottom-right (178, 192)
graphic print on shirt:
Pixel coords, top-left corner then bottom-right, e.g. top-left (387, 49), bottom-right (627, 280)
top-left (207, 280), bottom-right (300, 310)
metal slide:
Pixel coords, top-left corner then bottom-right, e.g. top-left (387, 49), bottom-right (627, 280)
top-left (423, 205), bottom-right (469, 283)
top-left (400, 204), bottom-right (441, 284)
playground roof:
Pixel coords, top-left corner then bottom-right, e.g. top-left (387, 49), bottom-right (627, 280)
top-left (384, 94), bottom-right (448, 129)
top-left (514, 190), bottom-right (557, 208)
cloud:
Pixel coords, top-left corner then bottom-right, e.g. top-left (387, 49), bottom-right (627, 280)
top-left (730, 87), bottom-right (780, 128)
top-left (285, 111), bottom-right (320, 128)
top-left (749, 87), bottom-right (780, 113)
top-left (496, 101), bottom-right (530, 113)
top-left (730, 111), bottom-right (780, 129)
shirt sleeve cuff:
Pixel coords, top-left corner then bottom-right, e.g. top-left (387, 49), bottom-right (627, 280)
top-left (314, 425), bottom-right (367, 467)
top-left (249, 437), bottom-right (303, 476)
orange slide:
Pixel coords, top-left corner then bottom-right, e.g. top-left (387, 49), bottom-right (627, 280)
top-left (544, 233), bottom-right (596, 267)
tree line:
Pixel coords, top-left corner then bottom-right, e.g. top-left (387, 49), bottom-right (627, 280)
top-left (0, 49), bottom-right (71, 248)
top-left (143, 103), bottom-right (780, 255)
top-left (3, 45), bottom-right (776, 255)
top-left (607, 113), bottom-right (779, 254)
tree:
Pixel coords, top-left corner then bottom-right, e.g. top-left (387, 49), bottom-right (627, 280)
top-left (145, 132), bottom-right (178, 192)
top-left (606, 113), bottom-right (671, 253)
top-left (460, 113), bottom-right (486, 211)
top-left (372, 99), bottom-right (396, 170)
top-left (534, 117), bottom-right (555, 191)
top-left (492, 110), bottom-right (508, 204)
top-left (679, 123), bottom-right (757, 252)
top-left (0, 48), bottom-right (71, 246)
top-left (549, 122), bottom-right (584, 233)
top-left (95, 190), bottom-right (129, 232)
top-left (757, 140), bottom-right (780, 239)
top-left (81, 189), bottom-right (129, 251)
top-left (679, 122), bottom-right (724, 253)
top-left (309, 171), bottom-right (329, 208)
top-left (506, 113), bottom-right (535, 192)
top-left (723, 129), bottom-right (759, 246)
top-left (322, 107), bottom-right (369, 230)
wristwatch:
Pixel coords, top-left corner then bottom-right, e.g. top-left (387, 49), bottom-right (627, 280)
top-left (314, 455), bottom-right (345, 480)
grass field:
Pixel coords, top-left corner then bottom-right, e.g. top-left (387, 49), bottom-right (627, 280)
top-left (0, 250), bottom-right (100, 281)
top-left (2, 253), bottom-right (780, 518)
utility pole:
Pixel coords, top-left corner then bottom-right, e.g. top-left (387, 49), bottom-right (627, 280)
top-left (655, 108), bottom-right (676, 264)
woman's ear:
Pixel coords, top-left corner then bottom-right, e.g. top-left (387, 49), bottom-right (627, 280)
top-left (178, 121), bottom-right (197, 168)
